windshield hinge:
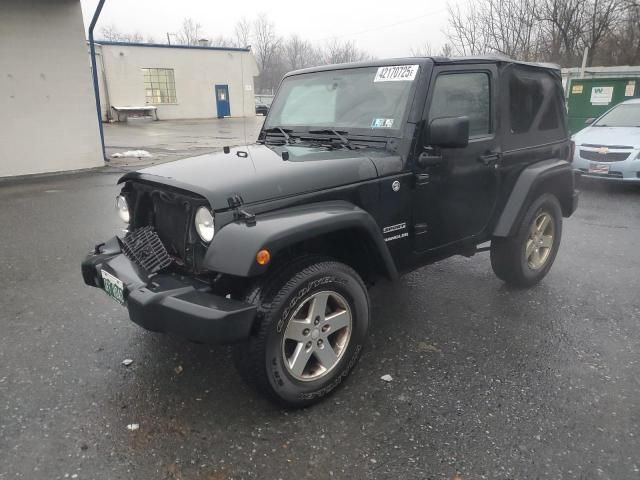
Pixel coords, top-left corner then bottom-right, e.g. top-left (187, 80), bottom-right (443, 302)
top-left (227, 195), bottom-right (256, 226)
top-left (227, 194), bottom-right (244, 209)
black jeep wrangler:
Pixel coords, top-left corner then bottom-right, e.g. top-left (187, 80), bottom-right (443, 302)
top-left (82, 57), bottom-right (578, 407)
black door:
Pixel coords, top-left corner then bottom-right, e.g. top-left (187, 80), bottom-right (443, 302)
top-left (413, 65), bottom-right (500, 252)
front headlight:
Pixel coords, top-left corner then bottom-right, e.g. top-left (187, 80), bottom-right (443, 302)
top-left (115, 195), bottom-right (130, 223)
top-left (195, 206), bottom-right (214, 242)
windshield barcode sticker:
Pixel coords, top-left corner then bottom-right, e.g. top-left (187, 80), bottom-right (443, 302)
top-left (374, 65), bottom-right (419, 82)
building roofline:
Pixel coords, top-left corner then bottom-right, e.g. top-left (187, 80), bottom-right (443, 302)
top-left (95, 40), bottom-right (251, 53)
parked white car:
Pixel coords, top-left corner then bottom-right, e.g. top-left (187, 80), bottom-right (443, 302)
top-left (572, 98), bottom-right (640, 183)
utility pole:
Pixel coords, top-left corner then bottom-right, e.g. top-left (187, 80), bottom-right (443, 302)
top-left (580, 47), bottom-right (589, 78)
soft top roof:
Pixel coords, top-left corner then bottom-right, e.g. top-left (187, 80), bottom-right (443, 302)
top-left (286, 56), bottom-right (560, 78)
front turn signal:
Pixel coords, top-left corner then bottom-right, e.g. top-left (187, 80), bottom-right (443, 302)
top-left (256, 249), bottom-right (271, 266)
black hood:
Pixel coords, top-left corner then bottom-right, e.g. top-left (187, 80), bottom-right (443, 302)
top-left (120, 144), bottom-right (400, 210)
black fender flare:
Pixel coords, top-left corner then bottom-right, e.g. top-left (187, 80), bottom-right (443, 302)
top-left (204, 201), bottom-right (399, 279)
top-left (493, 159), bottom-right (578, 238)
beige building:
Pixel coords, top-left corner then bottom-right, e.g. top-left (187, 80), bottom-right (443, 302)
top-left (0, 1), bottom-right (259, 178)
top-left (0, 0), bottom-right (104, 178)
top-left (96, 42), bottom-right (259, 121)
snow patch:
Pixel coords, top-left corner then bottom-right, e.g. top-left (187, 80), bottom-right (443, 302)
top-left (111, 150), bottom-right (152, 159)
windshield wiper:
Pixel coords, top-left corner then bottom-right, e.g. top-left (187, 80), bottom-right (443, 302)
top-left (263, 126), bottom-right (296, 144)
top-left (308, 129), bottom-right (353, 149)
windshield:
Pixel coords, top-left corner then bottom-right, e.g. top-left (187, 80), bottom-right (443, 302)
top-left (593, 103), bottom-right (640, 127)
top-left (265, 65), bottom-right (419, 134)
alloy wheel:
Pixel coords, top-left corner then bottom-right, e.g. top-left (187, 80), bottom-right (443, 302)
top-left (281, 291), bottom-right (352, 382)
top-left (525, 211), bottom-right (555, 270)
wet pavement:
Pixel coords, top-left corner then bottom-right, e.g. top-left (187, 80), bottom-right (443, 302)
top-left (104, 117), bottom-right (265, 168)
top-left (0, 174), bottom-right (639, 479)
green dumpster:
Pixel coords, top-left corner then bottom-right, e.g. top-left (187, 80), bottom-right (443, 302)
top-left (567, 77), bottom-right (640, 134)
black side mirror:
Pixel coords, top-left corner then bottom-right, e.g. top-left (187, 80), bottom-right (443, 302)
top-left (427, 116), bottom-right (470, 149)
top-left (585, 117), bottom-right (596, 125)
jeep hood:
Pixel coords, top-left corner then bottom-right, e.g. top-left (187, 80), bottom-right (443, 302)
top-left (120, 144), bottom-right (399, 210)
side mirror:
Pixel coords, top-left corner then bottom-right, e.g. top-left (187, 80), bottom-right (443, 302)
top-left (584, 117), bottom-right (596, 125)
top-left (427, 116), bottom-right (470, 149)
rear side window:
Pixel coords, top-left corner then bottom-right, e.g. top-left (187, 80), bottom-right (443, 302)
top-left (509, 75), bottom-right (544, 133)
top-left (504, 67), bottom-right (566, 149)
top-left (429, 72), bottom-right (491, 137)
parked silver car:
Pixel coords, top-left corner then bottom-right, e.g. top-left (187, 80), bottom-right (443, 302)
top-left (572, 98), bottom-right (640, 183)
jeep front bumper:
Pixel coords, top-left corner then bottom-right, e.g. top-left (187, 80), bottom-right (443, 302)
top-left (81, 237), bottom-right (256, 344)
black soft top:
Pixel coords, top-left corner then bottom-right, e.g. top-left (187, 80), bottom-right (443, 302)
top-left (286, 56), bottom-right (560, 78)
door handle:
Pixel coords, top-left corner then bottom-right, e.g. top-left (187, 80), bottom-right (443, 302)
top-left (478, 152), bottom-right (501, 166)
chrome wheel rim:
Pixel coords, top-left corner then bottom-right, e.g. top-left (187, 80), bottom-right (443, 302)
top-left (526, 212), bottom-right (555, 270)
top-left (281, 290), bottom-right (352, 382)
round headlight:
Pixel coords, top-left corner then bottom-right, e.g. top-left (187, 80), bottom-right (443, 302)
top-left (116, 195), bottom-right (130, 223)
top-left (195, 207), bottom-right (214, 242)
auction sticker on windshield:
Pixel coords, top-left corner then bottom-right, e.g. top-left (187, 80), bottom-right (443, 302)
top-left (374, 65), bottom-right (419, 82)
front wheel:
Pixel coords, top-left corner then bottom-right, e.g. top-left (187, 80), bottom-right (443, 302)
top-left (490, 193), bottom-right (563, 288)
top-left (233, 257), bottom-right (369, 407)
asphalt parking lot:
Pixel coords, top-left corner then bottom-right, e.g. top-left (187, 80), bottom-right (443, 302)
top-left (0, 173), bottom-right (639, 480)
top-left (105, 117), bottom-right (265, 168)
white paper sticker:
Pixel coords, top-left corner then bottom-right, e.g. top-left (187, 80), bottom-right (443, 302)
top-left (590, 86), bottom-right (613, 105)
top-left (371, 118), bottom-right (394, 128)
top-left (374, 65), bottom-right (419, 82)
top-left (625, 81), bottom-right (635, 97)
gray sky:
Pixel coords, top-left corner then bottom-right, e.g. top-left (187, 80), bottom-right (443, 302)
top-left (79, 0), bottom-right (454, 58)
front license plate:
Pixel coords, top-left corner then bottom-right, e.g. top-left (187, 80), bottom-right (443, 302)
top-left (101, 270), bottom-right (125, 305)
top-left (589, 163), bottom-right (609, 174)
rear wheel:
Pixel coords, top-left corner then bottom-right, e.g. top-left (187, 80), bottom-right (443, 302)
top-left (490, 193), bottom-right (562, 287)
top-left (233, 257), bottom-right (369, 407)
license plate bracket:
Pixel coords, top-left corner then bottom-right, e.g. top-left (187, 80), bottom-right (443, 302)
top-left (589, 162), bottom-right (610, 174)
top-left (101, 270), bottom-right (125, 305)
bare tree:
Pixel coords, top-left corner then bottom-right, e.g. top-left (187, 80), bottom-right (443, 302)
top-left (482, 0), bottom-right (541, 61)
top-left (447, 0), bottom-right (543, 60)
top-left (323, 39), bottom-right (371, 64)
top-left (234, 17), bottom-right (252, 48)
top-left (253, 14), bottom-right (283, 93)
top-left (177, 17), bottom-right (203, 46)
top-left (446, 2), bottom-right (488, 55)
top-left (210, 35), bottom-right (235, 48)
top-left (411, 42), bottom-right (435, 57)
top-left (283, 35), bottom-right (322, 70)
top-left (99, 24), bottom-right (144, 43)
top-left (411, 42), bottom-right (455, 57)
top-left (536, 0), bottom-right (586, 65)
top-left (581, 0), bottom-right (626, 64)
top-left (441, 43), bottom-right (454, 57)
top-left (446, 0), bottom-right (632, 66)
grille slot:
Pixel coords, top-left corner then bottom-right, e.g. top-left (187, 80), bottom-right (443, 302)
top-left (582, 143), bottom-right (633, 149)
top-left (121, 226), bottom-right (172, 273)
top-left (578, 168), bottom-right (624, 178)
top-left (579, 150), bottom-right (631, 162)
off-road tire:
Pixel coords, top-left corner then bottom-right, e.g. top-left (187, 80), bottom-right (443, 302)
top-left (490, 193), bottom-right (563, 288)
top-left (233, 256), bottom-right (369, 408)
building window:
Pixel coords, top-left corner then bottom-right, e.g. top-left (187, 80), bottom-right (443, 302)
top-left (142, 68), bottom-right (177, 104)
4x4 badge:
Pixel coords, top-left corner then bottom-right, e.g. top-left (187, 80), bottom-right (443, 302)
top-left (392, 180), bottom-right (400, 192)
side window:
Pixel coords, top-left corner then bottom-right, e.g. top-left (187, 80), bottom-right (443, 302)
top-left (429, 72), bottom-right (491, 137)
top-left (504, 68), bottom-right (566, 150)
top-left (509, 74), bottom-right (544, 133)
top-left (509, 72), bottom-right (561, 134)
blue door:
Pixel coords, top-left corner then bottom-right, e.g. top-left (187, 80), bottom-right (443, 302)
top-left (215, 84), bottom-right (230, 118)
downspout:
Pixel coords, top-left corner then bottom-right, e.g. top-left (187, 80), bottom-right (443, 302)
top-left (89, 0), bottom-right (107, 161)
top-left (97, 47), bottom-right (113, 122)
